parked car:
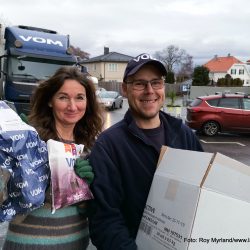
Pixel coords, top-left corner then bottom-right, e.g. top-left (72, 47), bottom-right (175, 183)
top-left (95, 87), bottom-right (107, 96)
top-left (98, 91), bottom-right (123, 110)
top-left (185, 93), bottom-right (250, 136)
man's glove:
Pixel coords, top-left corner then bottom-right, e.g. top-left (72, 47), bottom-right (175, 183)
top-left (19, 113), bottom-right (29, 124)
top-left (74, 159), bottom-right (94, 185)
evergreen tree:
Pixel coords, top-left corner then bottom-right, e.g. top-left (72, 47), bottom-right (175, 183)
top-left (192, 66), bottom-right (210, 86)
top-left (165, 71), bottom-right (175, 84)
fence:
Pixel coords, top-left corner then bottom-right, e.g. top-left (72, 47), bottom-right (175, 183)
top-left (189, 86), bottom-right (250, 99)
top-left (98, 81), bottom-right (123, 94)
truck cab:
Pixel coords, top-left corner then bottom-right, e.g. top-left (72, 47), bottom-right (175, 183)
top-left (0, 25), bottom-right (76, 114)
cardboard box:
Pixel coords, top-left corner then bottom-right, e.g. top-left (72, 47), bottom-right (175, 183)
top-left (136, 147), bottom-right (250, 250)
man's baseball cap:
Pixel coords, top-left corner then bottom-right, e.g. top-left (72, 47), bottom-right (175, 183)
top-left (123, 53), bottom-right (167, 82)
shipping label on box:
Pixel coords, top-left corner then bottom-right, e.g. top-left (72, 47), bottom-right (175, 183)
top-left (136, 147), bottom-right (250, 250)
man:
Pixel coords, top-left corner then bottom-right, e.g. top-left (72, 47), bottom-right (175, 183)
top-left (89, 53), bottom-right (203, 250)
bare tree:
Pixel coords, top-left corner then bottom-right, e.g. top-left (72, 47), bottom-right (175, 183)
top-left (176, 55), bottom-right (193, 82)
top-left (69, 45), bottom-right (90, 60)
top-left (154, 45), bottom-right (193, 78)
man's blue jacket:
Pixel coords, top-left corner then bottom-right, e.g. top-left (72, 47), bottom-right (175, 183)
top-left (89, 110), bottom-right (203, 250)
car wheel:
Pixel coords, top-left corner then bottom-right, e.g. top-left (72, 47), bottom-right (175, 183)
top-left (202, 121), bottom-right (220, 136)
top-left (110, 103), bottom-right (115, 111)
top-left (119, 100), bottom-right (123, 109)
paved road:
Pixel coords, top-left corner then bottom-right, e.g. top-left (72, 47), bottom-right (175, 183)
top-left (198, 133), bottom-right (250, 166)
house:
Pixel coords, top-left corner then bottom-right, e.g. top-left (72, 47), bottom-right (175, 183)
top-left (80, 47), bottom-right (133, 82)
top-left (204, 54), bottom-right (250, 86)
top-left (246, 59), bottom-right (250, 77)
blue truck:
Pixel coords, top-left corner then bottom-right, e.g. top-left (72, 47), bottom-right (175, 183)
top-left (0, 25), bottom-right (77, 114)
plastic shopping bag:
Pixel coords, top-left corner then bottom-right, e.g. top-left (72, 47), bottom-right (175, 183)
top-left (47, 139), bottom-right (93, 213)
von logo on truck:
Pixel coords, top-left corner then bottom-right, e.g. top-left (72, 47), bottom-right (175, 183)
top-left (19, 35), bottom-right (63, 47)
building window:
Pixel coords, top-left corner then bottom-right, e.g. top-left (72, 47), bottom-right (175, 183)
top-left (231, 69), bottom-right (236, 74)
top-left (93, 64), bottom-right (97, 71)
top-left (239, 69), bottom-right (244, 75)
top-left (108, 63), bottom-right (118, 72)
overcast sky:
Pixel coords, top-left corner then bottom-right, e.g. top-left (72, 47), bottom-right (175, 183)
top-left (1, 0), bottom-right (249, 65)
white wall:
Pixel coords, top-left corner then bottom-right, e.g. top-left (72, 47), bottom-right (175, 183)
top-left (228, 64), bottom-right (250, 86)
top-left (209, 72), bottom-right (225, 82)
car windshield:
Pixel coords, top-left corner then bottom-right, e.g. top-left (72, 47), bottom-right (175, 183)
top-left (99, 92), bottom-right (117, 99)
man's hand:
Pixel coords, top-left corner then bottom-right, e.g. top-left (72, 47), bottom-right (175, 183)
top-left (74, 159), bottom-right (94, 185)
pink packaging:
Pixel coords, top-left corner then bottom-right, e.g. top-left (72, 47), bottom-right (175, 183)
top-left (47, 139), bottom-right (93, 213)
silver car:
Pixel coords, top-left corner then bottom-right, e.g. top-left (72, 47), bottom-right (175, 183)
top-left (98, 91), bottom-right (123, 110)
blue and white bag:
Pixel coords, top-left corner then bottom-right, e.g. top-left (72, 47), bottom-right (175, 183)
top-left (0, 101), bottom-right (50, 221)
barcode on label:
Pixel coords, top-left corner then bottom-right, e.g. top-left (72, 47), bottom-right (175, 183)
top-left (139, 222), bottom-right (152, 236)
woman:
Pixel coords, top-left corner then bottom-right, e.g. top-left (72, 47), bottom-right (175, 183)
top-left (3, 66), bottom-right (104, 250)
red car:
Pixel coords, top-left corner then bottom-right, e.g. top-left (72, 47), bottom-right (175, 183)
top-left (185, 93), bottom-right (250, 136)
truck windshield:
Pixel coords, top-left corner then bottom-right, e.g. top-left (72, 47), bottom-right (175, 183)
top-left (8, 57), bottom-right (73, 81)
